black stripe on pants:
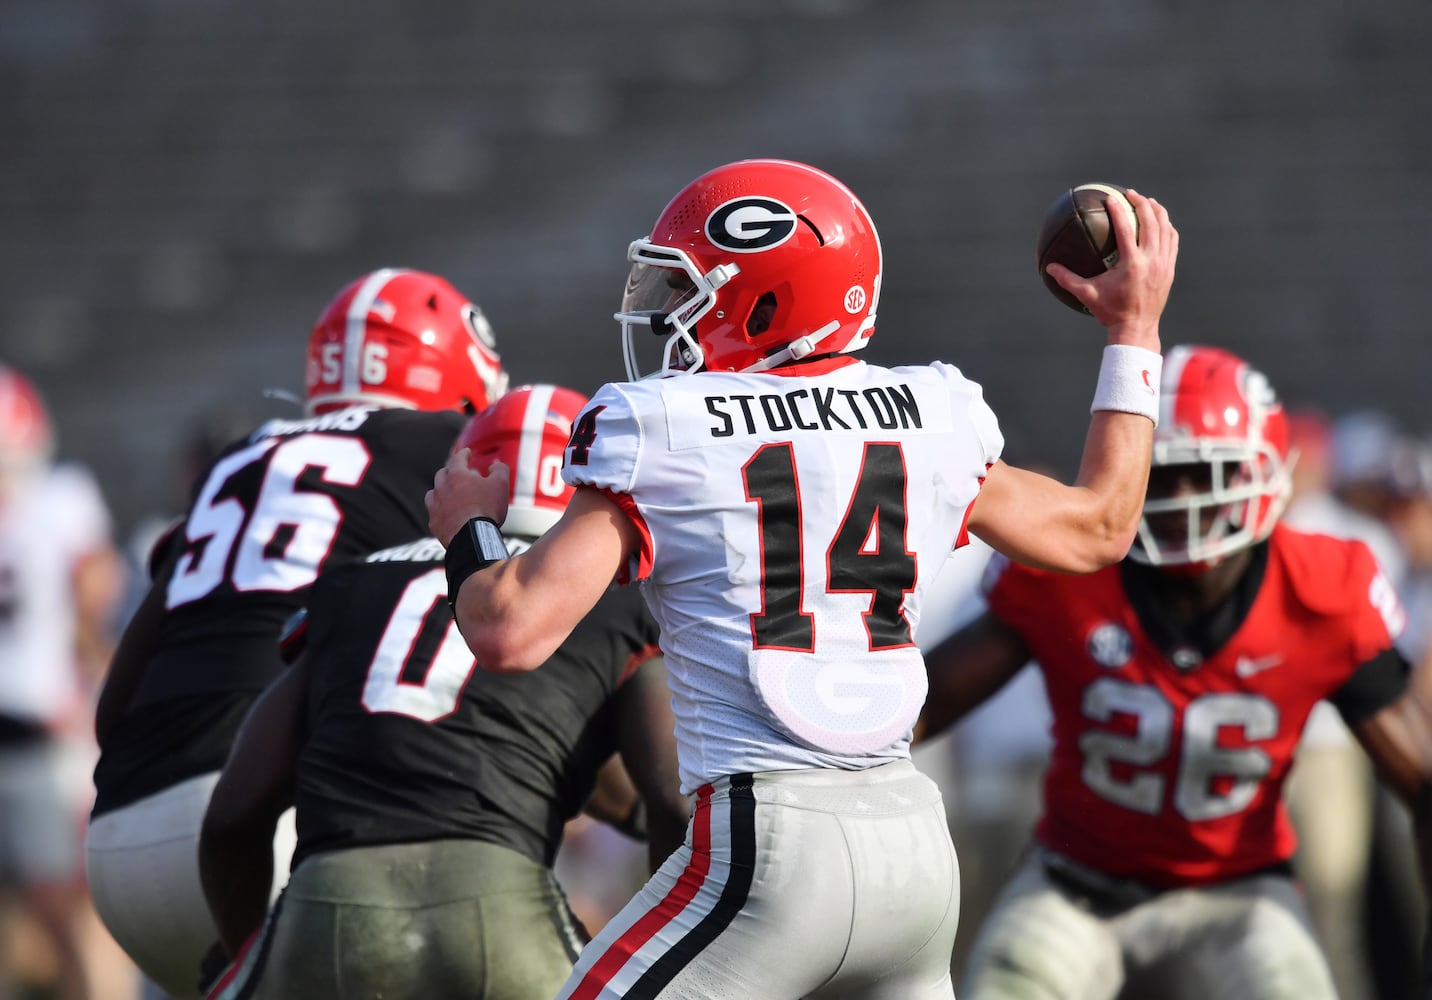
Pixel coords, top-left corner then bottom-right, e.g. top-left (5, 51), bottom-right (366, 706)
top-left (627, 773), bottom-right (757, 999)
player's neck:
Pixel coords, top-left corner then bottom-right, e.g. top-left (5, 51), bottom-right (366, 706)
top-left (1153, 548), bottom-right (1254, 617)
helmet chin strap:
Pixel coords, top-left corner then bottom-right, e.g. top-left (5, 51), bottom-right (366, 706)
top-left (740, 320), bottom-right (841, 375)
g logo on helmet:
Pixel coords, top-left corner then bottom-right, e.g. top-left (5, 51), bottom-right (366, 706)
top-left (706, 197), bottom-right (798, 253)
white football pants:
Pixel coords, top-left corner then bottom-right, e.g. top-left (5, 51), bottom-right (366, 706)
top-left (557, 758), bottom-right (961, 999)
top-left (960, 847), bottom-right (1338, 1000)
top-left (85, 772), bottom-right (296, 1000)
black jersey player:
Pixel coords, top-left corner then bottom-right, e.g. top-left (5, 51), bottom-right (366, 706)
top-left (86, 269), bottom-right (509, 1000)
top-left (197, 385), bottom-right (687, 1000)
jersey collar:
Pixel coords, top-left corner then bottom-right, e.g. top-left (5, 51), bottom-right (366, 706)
top-left (1120, 541), bottom-right (1270, 669)
top-left (758, 355), bottom-right (863, 379)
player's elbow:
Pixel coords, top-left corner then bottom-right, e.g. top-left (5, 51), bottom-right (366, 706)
top-left (462, 624), bottom-right (548, 674)
top-left (1058, 492), bottom-right (1140, 572)
top-left (1037, 520), bottom-right (1136, 575)
top-left (451, 587), bottom-right (547, 673)
top-left (1078, 520), bottom-right (1139, 572)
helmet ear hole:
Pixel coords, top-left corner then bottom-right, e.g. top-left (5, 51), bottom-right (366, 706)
top-left (746, 292), bottom-right (778, 337)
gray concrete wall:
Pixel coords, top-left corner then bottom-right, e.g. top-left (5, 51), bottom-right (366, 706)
top-left (3, 0), bottom-right (1428, 532)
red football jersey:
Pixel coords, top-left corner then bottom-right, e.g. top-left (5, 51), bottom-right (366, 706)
top-left (987, 524), bottom-right (1405, 886)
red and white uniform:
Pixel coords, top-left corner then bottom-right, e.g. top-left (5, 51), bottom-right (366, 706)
top-left (0, 464), bottom-right (111, 725)
top-left (565, 356), bottom-right (1001, 793)
top-left (988, 524), bottom-right (1404, 885)
top-left (557, 355), bottom-right (998, 999)
top-left (0, 463), bottom-right (112, 888)
top-left (953, 526), bottom-right (1407, 1000)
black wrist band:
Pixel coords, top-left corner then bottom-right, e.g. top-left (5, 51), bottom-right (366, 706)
top-left (445, 517), bottom-right (508, 612)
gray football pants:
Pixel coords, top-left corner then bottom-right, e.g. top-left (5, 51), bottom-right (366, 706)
top-left (214, 838), bottom-right (587, 1000)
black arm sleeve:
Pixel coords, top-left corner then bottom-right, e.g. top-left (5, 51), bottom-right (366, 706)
top-left (1330, 647), bottom-right (1411, 727)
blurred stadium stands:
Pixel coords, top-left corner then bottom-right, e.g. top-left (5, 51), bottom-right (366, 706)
top-left (2, 0), bottom-right (1430, 533)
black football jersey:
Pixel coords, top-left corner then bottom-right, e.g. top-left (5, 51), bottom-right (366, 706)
top-left (92, 406), bottom-right (465, 817)
top-left (290, 540), bottom-right (661, 868)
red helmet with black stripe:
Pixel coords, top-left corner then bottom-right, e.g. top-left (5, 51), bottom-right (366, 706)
top-left (616, 159), bottom-right (883, 379)
top-left (453, 384), bottom-right (590, 540)
top-left (305, 268), bottom-right (508, 415)
top-left (1132, 344), bottom-right (1292, 568)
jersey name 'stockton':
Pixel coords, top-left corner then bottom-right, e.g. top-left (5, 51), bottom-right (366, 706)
top-left (703, 383), bottom-right (922, 437)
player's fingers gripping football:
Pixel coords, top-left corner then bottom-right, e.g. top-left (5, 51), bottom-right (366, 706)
top-left (426, 449), bottom-right (512, 548)
top-left (1050, 190), bottom-right (1178, 341)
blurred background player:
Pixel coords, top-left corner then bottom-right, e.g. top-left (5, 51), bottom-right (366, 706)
top-left (86, 268), bottom-right (508, 999)
top-left (197, 384), bottom-right (687, 1000)
top-left (1277, 405), bottom-right (1382, 1000)
top-left (913, 534), bottom-right (1054, 985)
top-left (0, 366), bottom-right (129, 1000)
top-left (920, 344), bottom-right (1432, 1000)
top-left (1387, 434), bottom-right (1432, 670)
top-left (1282, 407), bottom-right (1432, 999)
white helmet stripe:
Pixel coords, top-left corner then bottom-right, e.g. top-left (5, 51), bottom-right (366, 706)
top-left (343, 268), bottom-right (406, 396)
top-left (1157, 345), bottom-right (1193, 434)
top-left (511, 383), bottom-right (555, 511)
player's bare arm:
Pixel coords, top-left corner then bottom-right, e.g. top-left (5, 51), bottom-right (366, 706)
top-left (969, 190), bottom-right (1177, 573)
top-left (1351, 678), bottom-right (1432, 894)
top-left (584, 756), bottom-right (642, 830)
top-left (428, 451), bottom-right (637, 671)
top-left (71, 541), bottom-right (125, 681)
top-left (916, 611), bottom-right (1031, 742)
top-left (583, 660), bottom-right (687, 873)
top-left (612, 656), bottom-right (688, 872)
top-left (199, 659), bottom-right (308, 957)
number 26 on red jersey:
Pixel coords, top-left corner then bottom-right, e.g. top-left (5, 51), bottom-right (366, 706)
top-left (1080, 677), bottom-right (1277, 822)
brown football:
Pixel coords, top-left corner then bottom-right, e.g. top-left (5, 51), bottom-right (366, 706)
top-left (1035, 183), bottom-right (1137, 314)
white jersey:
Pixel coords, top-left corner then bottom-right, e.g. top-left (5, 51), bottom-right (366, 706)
top-left (0, 463), bottom-right (112, 723)
top-left (564, 358), bottom-right (1003, 791)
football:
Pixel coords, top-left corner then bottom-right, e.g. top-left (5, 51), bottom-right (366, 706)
top-left (1035, 183), bottom-right (1138, 314)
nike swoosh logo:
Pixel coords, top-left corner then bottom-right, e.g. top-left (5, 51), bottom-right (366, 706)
top-left (1235, 654), bottom-right (1283, 678)
top-left (1141, 369), bottom-right (1155, 394)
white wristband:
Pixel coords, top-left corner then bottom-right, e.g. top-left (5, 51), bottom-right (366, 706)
top-left (1090, 344), bottom-right (1162, 425)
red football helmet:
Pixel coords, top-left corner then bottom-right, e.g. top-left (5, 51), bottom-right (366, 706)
top-left (616, 159), bottom-right (883, 379)
top-left (1131, 344), bottom-right (1292, 568)
top-left (305, 268), bottom-right (509, 415)
top-left (453, 383), bottom-right (590, 540)
top-left (0, 366), bottom-right (53, 475)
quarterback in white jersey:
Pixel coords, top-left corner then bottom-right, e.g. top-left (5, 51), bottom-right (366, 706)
top-left (570, 360), bottom-right (1000, 790)
top-left (428, 158), bottom-right (1179, 999)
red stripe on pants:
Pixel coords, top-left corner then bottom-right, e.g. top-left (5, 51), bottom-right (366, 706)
top-left (568, 783), bottom-right (716, 999)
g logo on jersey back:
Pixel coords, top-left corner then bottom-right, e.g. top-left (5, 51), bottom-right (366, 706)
top-left (706, 197), bottom-right (798, 253)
